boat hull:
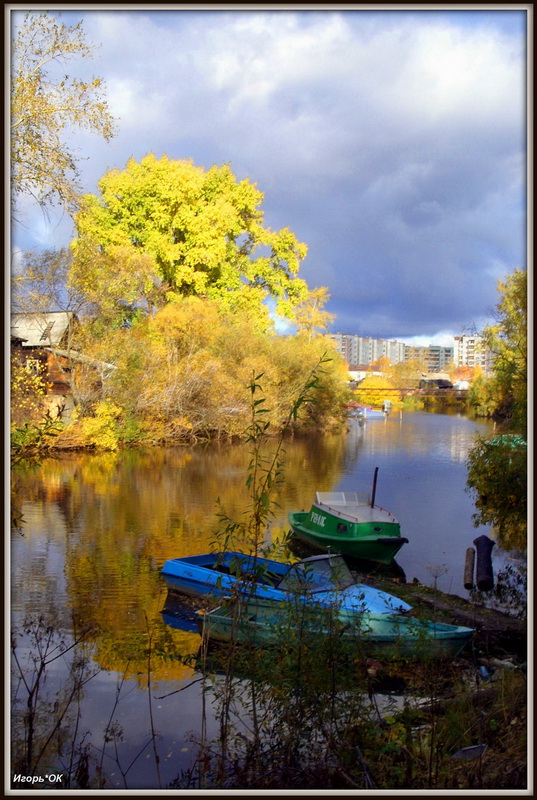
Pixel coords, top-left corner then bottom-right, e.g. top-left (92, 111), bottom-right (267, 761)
top-left (196, 603), bottom-right (473, 661)
top-left (288, 511), bottom-right (407, 565)
top-left (161, 552), bottom-right (287, 602)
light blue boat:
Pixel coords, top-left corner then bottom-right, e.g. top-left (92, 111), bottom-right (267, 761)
top-left (196, 601), bottom-right (474, 660)
top-left (161, 552), bottom-right (412, 616)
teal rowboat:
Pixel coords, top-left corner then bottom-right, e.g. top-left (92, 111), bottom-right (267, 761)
top-left (196, 601), bottom-right (473, 661)
top-left (288, 475), bottom-right (408, 564)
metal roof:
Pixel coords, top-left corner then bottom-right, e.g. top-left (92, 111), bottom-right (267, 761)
top-left (10, 312), bottom-right (75, 347)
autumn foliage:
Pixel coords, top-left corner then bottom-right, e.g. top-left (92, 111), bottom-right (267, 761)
top-left (353, 374), bottom-right (401, 407)
top-left (70, 154), bottom-right (309, 323)
top-left (53, 297), bottom-right (349, 450)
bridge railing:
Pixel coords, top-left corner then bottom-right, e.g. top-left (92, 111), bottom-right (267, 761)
top-left (351, 388), bottom-right (469, 398)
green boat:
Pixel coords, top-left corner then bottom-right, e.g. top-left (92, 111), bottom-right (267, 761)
top-left (288, 470), bottom-right (408, 564)
top-left (195, 601), bottom-right (473, 661)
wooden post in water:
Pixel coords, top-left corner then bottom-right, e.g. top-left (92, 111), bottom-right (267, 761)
top-left (464, 547), bottom-right (476, 590)
top-left (473, 535), bottom-right (495, 591)
top-left (370, 467), bottom-right (379, 508)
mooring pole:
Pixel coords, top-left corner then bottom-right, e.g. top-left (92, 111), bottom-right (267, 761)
top-left (464, 547), bottom-right (476, 590)
top-left (371, 467), bottom-right (379, 508)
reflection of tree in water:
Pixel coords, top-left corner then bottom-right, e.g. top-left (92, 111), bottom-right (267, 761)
top-left (12, 434), bottom-right (349, 675)
top-left (16, 435), bottom-right (353, 787)
top-left (10, 612), bottom-right (192, 789)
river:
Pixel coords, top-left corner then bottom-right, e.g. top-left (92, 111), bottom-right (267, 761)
top-left (11, 409), bottom-right (506, 790)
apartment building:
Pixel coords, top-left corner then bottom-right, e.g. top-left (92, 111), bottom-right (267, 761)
top-left (332, 332), bottom-right (494, 373)
top-left (331, 334), bottom-right (406, 367)
top-left (453, 335), bottom-right (494, 372)
top-left (405, 345), bottom-right (454, 372)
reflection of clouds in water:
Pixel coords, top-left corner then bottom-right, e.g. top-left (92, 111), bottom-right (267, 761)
top-left (339, 412), bottom-right (496, 596)
top-left (11, 503), bottom-right (70, 622)
top-left (342, 419), bottom-right (365, 469)
top-left (357, 413), bottom-right (482, 463)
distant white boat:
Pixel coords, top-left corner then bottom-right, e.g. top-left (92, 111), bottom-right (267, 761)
top-left (347, 404), bottom-right (387, 419)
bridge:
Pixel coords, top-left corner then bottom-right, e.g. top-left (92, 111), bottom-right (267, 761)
top-left (353, 387), bottom-right (469, 399)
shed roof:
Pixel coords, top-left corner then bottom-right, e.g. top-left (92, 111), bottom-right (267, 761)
top-left (10, 312), bottom-right (76, 347)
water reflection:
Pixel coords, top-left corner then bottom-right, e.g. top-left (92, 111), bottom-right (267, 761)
top-left (11, 411), bottom-right (500, 788)
top-left (339, 412), bottom-right (497, 595)
top-left (12, 414), bottom-right (496, 641)
top-left (348, 411), bottom-right (483, 463)
top-left (161, 591), bottom-right (202, 635)
top-left (12, 435), bottom-right (349, 633)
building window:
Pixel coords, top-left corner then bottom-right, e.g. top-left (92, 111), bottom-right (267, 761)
top-left (25, 358), bottom-right (41, 375)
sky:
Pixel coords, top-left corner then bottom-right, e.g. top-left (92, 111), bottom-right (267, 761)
top-left (9, 5), bottom-right (529, 346)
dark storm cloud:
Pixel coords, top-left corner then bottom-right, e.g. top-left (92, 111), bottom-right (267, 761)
top-left (11, 7), bottom-right (527, 345)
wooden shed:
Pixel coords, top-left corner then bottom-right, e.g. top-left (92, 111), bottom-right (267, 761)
top-left (11, 311), bottom-right (118, 421)
top-left (11, 311), bottom-right (78, 418)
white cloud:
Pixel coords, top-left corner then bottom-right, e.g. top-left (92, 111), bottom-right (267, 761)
top-left (10, 8), bottom-right (526, 340)
top-left (402, 332), bottom-right (458, 348)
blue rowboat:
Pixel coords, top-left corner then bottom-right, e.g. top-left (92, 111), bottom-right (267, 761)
top-left (161, 551), bottom-right (412, 616)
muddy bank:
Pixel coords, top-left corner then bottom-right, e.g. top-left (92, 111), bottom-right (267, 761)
top-left (361, 575), bottom-right (527, 660)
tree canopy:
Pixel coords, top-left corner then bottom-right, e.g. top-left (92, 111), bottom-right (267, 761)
top-left (467, 435), bottom-right (527, 552)
top-left (12, 248), bottom-right (86, 315)
top-left (466, 268), bottom-right (528, 552)
top-left (69, 154), bottom-right (309, 321)
top-left (293, 287), bottom-right (335, 340)
top-left (481, 267), bottom-right (527, 433)
top-left (11, 11), bottom-right (117, 214)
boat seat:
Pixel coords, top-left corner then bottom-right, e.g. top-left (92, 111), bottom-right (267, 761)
top-left (240, 570), bottom-right (279, 587)
top-left (213, 563), bottom-right (231, 575)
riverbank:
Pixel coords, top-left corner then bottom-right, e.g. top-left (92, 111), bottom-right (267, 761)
top-left (354, 571), bottom-right (527, 662)
top-left (173, 576), bottom-right (527, 790)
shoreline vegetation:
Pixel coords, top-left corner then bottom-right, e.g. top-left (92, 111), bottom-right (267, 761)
top-left (10, 362), bottom-right (527, 791)
top-left (21, 405), bottom-right (468, 453)
top-left (13, 380), bottom-right (477, 456)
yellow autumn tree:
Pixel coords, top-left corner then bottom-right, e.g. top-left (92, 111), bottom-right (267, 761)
top-left (11, 12), bottom-right (117, 214)
top-left (69, 154), bottom-right (308, 324)
top-left (354, 374), bottom-right (401, 407)
top-left (294, 287), bottom-right (335, 340)
top-left (57, 296), bottom-right (349, 445)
